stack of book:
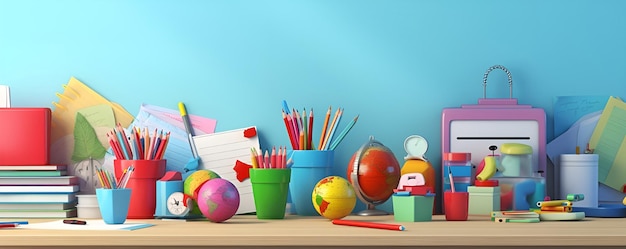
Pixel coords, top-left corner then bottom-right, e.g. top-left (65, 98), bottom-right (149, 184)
top-left (0, 165), bottom-right (79, 218)
top-left (491, 211), bottom-right (540, 223)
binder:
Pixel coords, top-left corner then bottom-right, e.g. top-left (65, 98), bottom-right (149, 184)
top-left (441, 65), bottom-right (547, 210)
top-left (0, 108), bottom-right (51, 165)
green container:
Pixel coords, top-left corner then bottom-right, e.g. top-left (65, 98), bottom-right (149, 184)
top-left (250, 168), bottom-right (291, 219)
top-left (392, 195), bottom-right (434, 222)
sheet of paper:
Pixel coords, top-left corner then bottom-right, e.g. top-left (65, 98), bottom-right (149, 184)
top-left (141, 104), bottom-right (217, 134)
top-left (546, 111), bottom-right (600, 164)
top-left (193, 126), bottom-right (260, 214)
top-left (18, 219), bottom-right (153, 231)
top-left (589, 96), bottom-right (626, 191)
top-left (553, 95), bottom-right (609, 138)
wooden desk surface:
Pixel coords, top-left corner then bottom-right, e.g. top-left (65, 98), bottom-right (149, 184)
top-left (1, 214), bottom-right (625, 247)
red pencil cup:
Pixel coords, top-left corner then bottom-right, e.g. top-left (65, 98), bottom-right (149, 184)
top-left (114, 159), bottom-right (166, 219)
top-left (444, 191), bottom-right (469, 221)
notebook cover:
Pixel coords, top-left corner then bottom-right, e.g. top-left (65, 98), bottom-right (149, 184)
top-left (0, 108), bottom-right (51, 165)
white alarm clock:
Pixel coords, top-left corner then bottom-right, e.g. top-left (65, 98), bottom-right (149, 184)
top-left (166, 192), bottom-right (192, 216)
top-left (404, 135), bottom-right (428, 161)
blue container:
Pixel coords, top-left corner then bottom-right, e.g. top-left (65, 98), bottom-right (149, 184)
top-left (96, 188), bottom-right (132, 224)
top-left (288, 150), bottom-right (333, 216)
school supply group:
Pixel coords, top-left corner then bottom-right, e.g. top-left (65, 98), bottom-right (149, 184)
top-left (281, 101), bottom-right (358, 151)
top-left (107, 125), bottom-right (171, 161)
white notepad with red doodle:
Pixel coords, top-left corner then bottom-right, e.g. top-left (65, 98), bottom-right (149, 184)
top-left (192, 126), bottom-right (260, 214)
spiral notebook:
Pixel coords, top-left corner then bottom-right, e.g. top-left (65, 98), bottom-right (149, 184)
top-left (50, 77), bottom-right (134, 194)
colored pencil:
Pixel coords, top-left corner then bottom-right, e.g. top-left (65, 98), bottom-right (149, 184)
top-left (331, 219), bottom-right (405, 231)
top-left (300, 108), bottom-right (309, 150)
top-left (308, 108), bottom-right (313, 150)
top-left (323, 108), bottom-right (343, 150)
top-left (318, 106), bottom-right (331, 150)
top-left (250, 148), bottom-right (259, 169)
top-left (320, 108), bottom-right (340, 150)
top-left (271, 146), bottom-right (277, 169)
top-left (329, 115), bottom-right (359, 150)
top-left (283, 111), bottom-right (297, 149)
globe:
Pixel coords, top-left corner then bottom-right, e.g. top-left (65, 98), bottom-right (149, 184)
top-left (312, 176), bottom-right (357, 220)
top-left (196, 178), bottom-right (240, 223)
top-left (347, 136), bottom-right (401, 215)
top-left (184, 169), bottom-right (221, 216)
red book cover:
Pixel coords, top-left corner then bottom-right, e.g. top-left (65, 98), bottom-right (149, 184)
top-left (0, 108), bottom-right (51, 165)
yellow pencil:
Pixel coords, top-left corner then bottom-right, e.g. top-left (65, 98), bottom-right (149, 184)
top-left (250, 148), bottom-right (259, 169)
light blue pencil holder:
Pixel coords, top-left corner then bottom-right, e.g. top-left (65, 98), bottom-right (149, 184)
top-left (288, 150), bottom-right (333, 216)
top-left (96, 188), bottom-right (132, 224)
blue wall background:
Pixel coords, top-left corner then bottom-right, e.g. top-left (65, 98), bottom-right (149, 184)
top-left (2, 0), bottom-right (625, 212)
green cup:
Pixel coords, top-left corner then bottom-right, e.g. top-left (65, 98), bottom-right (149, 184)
top-left (250, 168), bottom-right (291, 219)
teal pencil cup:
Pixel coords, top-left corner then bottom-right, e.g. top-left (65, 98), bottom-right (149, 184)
top-left (96, 188), bottom-right (132, 224)
top-left (288, 150), bottom-right (333, 216)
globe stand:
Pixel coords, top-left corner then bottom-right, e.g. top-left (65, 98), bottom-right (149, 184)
top-left (355, 203), bottom-right (389, 216)
top-left (349, 136), bottom-right (400, 217)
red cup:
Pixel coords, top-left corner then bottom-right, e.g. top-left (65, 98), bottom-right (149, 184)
top-left (114, 159), bottom-right (166, 219)
top-left (444, 191), bottom-right (469, 221)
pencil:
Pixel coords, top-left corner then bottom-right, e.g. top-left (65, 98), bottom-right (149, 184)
top-left (118, 124), bottom-right (133, 160)
top-left (331, 219), bottom-right (405, 231)
top-left (318, 106), bottom-right (331, 150)
top-left (329, 115), bottom-right (358, 150)
top-left (448, 167), bottom-right (455, 192)
top-left (299, 130), bottom-right (305, 151)
top-left (308, 108), bottom-right (313, 150)
top-left (283, 111), bottom-right (297, 149)
top-left (302, 108), bottom-right (308, 150)
top-left (323, 108), bottom-right (343, 150)
top-left (250, 148), bottom-right (259, 169)
top-left (271, 146), bottom-right (277, 169)
top-left (321, 107), bottom-right (341, 150)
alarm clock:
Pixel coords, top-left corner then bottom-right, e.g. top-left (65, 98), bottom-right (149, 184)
top-left (167, 191), bottom-right (192, 216)
top-left (404, 135), bottom-right (428, 161)
top-left (155, 171), bottom-right (186, 218)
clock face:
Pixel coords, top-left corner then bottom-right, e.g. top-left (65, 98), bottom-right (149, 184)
top-left (404, 135), bottom-right (428, 160)
top-left (167, 192), bottom-right (191, 216)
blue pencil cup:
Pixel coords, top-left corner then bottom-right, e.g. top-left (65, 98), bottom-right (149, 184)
top-left (288, 150), bottom-right (333, 216)
top-left (96, 188), bottom-right (132, 224)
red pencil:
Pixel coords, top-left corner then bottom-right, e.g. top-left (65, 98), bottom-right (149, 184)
top-left (270, 146), bottom-right (277, 169)
top-left (307, 108), bottom-right (313, 150)
top-left (331, 219), bottom-right (405, 231)
top-left (282, 111), bottom-right (297, 149)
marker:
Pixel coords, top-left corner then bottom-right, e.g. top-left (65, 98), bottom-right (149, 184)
top-left (0, 223), bottom-right (19, 228)
top-left (63, 219), bottom-right (87, 225)
top-left (331, 219), bottom-right (405, 231)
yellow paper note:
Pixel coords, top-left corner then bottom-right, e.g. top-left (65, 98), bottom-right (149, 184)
top-left (589, 96), bottom-right (626, 191)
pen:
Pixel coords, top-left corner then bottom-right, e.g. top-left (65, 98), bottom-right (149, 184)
top-left (0, 221), bottom-right (28, 225)
top-left (331, 219), bottom-right (405, 231)
top-left (0, 223), bottom-right (19, 228)
top-left (63, 219), bottom-right (87, 225)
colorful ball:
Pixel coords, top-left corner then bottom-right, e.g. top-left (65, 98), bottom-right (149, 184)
top-left (196, 178), bottom-right (240, 223)
top-left (184, 169), bottom-right (221, 216)
top-left (184, 169), bottom-right (221, 198)
top-left (312, 176), bottom-right (357, 220)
